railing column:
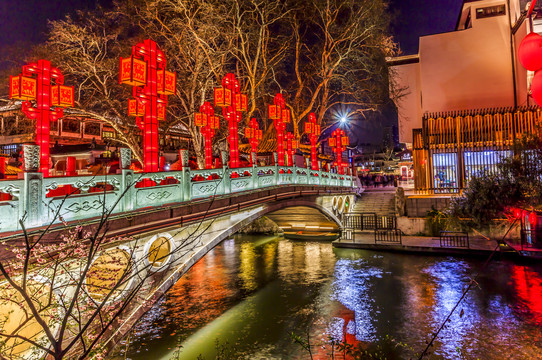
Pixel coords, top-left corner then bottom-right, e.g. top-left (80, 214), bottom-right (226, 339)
top-left (119, 148), bottom-right (134, 212)
top-left (222, 151), bottom-right (231, 195)
top-left (273, 152), bottom-right (279, 186)
top-left (251, 152), bottom-right (257, 190)
top-left (293, 165), bottom-right (298, 185)
top-left (180, 149), bottom-right (191, 201)
top-left (21, 145), bottom-right (44, 228)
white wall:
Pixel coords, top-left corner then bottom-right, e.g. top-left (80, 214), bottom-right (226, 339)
top-left (390, 61), bottom-right (421, 144)
top-left (419, 4), bottom-right (515, 113)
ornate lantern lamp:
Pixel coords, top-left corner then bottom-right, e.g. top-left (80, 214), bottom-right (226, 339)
top-left (269, 93), bottom-right (292, 166)
top-left (120, 39), bottom-right (176, 172)
top-left (329, 128), bottom-right (349, 174)
top-left (304, 112), bottom-right (321, 170)
top-left (214, 73), bottom-right (246, 168)
top-left (284, 132), bottom-right (297, 167)
top-left (9, 60), bottom-right (74, 176)
top-left (195, 101), bottom-right (219, 169)
top-left (245, 118), bottom-right (262, 166)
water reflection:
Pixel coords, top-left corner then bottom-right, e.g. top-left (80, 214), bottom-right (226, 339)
top-left (116, 235), bottom-right (542, 360)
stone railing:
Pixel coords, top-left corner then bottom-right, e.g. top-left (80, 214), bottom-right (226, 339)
top-left (0, 147), bottom-right (354, 233)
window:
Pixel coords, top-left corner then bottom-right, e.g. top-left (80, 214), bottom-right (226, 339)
top-left (476, 5), bottom-right (505, 19)
top-left (432, 153), bottom-right (458, 191)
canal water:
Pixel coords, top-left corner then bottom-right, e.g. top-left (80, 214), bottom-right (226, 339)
top-left (115, 234), bottom-right (542, 359)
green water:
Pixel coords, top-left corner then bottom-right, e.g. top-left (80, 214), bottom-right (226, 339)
top-left (115, 234), bottom-right (542, 359)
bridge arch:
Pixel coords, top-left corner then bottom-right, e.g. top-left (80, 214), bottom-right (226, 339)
top-left (103, 193), bottom-right (354, 349)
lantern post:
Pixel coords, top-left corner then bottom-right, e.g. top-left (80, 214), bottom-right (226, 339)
top-left (268, 93), bottom-right (291, 166)
top-left (195, 101), bottom-right (220, 169)
top-left (284, 132), bottom-right (297, 167)
top-left (9, 60), bottom-right (74, 176)
top-left (304, 112), bottom-right (321, 170)
top-left (214, 73), bottom-right (247, 168)
top-left (245, 118), bottom-right (262, 166)
top-left (120, 39), bottom-right (176, 173)
top-left (329, 128), bottom-right (349, 174)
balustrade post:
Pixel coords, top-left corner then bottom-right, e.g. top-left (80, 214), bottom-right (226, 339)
top-left (221, 151), bottom-right (231, 195)
top-left (119, 148), bottom-right (134, 212)
top-left (273, 152), bottom-right (279, 186)
top-left (21, 145), bottom-right (44, 228)
top-left (293, 165), bottom-right (298, 185)
top-left (180, 149), bottom-right (191, 201)
top-left (251, 152), bottom-right (257, 190)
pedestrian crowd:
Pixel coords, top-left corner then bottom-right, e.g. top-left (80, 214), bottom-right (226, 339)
top-left (358, 173), bottom-right (397, 188)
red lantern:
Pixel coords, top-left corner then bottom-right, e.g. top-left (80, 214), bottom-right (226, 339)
top-left (214, 87), bottom-right (232, 107)
top-left (518, 33), bottom-right (542, 72)
top-left (195, 113), bottom-right (208, 127)
top-left (211, 115), bottom-right (220, 129)
top-left (341, 136), bottom-right (349, 146)
top-left (329, 137), bottom-right (336, 147)
top-left (128, 99), bottom-right (145, 117)
top-left (51, 85), bottom-right (74, 107)
top-left (157, 69), bottom-right (176, 95)
top-left (157, 102), bottom-right (166, 120)
top-left (9, 75), bottom-right (37, 101)
top-left (268, 104), bottom-right (281, 120)
top-left (245, 127), bottom-right (254, 138)
top-left (281, 109), bottom-right (291, 123)
top-left (305, 122), bottom-right (314, 134)
top-left (235, 94), bottom-right (248, 112)
top-left (119, 56), bottom-right (147, 86)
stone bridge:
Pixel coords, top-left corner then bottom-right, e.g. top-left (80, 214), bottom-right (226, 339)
top-left (0, 149), bottom-right (357, 357)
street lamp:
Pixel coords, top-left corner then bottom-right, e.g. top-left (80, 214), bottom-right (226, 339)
top-left (9, 60), bottom-right (75, 176)
top-left (120, 39), bottom-right (176, 173)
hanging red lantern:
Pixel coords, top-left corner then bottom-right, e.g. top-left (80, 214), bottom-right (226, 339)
top-left (157, 69), bottom-right (176, 95)
top-left (281, 109), bottom-right (291, 123)
top-left (245, 127), bottom-right (254, 138)
top-left (235, 94), bottom-right (248, 112)
top-left (157, 102), bottom-right (166, 120)
top-left (329, 137), bottom-right (337, 147)
top-left (211, 115), bottom-right (220, 129)
top-left (214, 87), bottom-right (232, 107)
top-left (9, 75), bottom-right (37, 100)
top-left (128, 99), bottom-right (145, 117)
top-left (51, 85), bottom-right (74, 107)
top-left (257, 129), bottom-right (263, 140)
top-left (119, 55), bottom-right (147, 86)
top-left (518, 33), bottom-right (542, 72)
top-left (268, 104), bottom-right (281, 120)
top-left (305, 122), bottom-right (314, 134)
top-left (195, 113), bottom-right (208, 127)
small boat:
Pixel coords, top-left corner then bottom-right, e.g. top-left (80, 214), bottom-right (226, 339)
top-left (283, 231), bottom-right (339, 241)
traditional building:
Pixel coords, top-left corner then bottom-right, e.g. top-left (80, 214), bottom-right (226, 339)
top-left (389, 0), bottom-right (541, 193)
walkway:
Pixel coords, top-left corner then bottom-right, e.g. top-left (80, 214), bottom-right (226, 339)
top-left (333, 233), bottom-right (504, 257)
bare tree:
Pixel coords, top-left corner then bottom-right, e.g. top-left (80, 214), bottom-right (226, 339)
top-left (285, 0), bottom-right (397, 137)
top-left (45, 8), bottom-right (144, 164)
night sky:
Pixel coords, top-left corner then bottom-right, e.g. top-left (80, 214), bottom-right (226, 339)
top-left (0, 0), bottom-right (464, 56)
